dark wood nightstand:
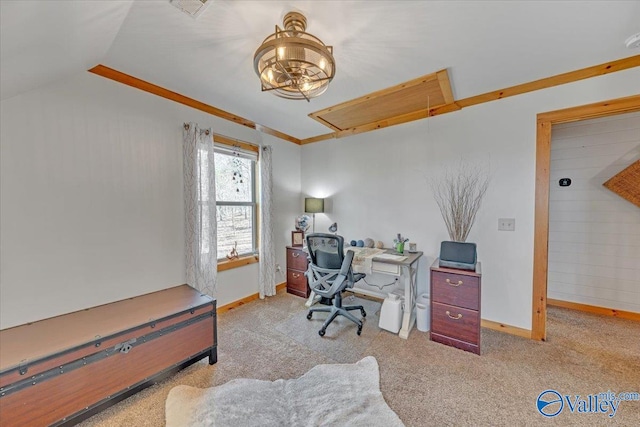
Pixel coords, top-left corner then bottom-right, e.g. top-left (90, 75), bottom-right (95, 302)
top-left (430, 259), bottom-right (482, 355)
top-left (286, 246), bottom-right (310, 298)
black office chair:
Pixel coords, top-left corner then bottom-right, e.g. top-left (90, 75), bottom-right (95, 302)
top-left (305, 233), bottom-right (366, 336)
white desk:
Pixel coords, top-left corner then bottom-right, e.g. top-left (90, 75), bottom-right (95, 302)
top-left (305, 248), bottom-right (423, 339)
top-left (366, 250), bottom-right (422, 339)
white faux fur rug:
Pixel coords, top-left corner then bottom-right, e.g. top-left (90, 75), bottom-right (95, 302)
top-left (165, 356), bottom-right (404, 427)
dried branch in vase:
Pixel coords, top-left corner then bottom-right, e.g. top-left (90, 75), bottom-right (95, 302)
top-left (431, 161), bottom-right (490, 242)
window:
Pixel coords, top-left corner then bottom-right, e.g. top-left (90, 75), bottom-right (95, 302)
top-left (214, 144), bottom-right (258, 260)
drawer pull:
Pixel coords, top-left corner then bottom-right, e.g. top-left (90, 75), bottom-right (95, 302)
top-left (445, 310), bottom-right (463, 320)
top-left (445, 278), bottom-right (463, 287)
top-left (292, 252), bottom-right (300, 258)
top-left (292, 273), bottom-right (300, 278)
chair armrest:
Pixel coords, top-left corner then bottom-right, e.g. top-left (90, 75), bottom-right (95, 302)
top-left (340, 251), bottom-right (355, 275)
top-left (325, 251), bottom-right (354, 294)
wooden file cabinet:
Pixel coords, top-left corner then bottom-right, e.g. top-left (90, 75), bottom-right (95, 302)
top-left (286, 246), bottom-right (310, 298)
top-left (430, 259), bottom-right (482, 355)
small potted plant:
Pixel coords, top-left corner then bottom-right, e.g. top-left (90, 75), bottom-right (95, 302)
top-left (393, 234), bottom-right (409, 254)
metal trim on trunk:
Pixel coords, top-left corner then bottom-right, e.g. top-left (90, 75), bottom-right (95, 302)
top-left (0, 301), bottom-right (215, 378)
top-left (0, 311), bottom-right (214, 397)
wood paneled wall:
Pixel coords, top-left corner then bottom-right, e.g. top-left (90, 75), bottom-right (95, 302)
top-left (547, 112), bottom-right (640, 313)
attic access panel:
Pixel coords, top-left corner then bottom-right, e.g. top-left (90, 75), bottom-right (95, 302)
top-left (309, 69), bottom-right (454, 132)
top-left (603, 159), bottom-right (640, 208)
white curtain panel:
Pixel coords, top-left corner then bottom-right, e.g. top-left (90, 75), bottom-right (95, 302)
top-left (259, 145), bottom-right (276, 298)
top-left (183, 123), bottom-right (217, 297)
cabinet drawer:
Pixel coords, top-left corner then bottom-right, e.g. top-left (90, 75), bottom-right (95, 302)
top-left (431, 301), bottom-right (479, 345)
top-left (431, 271), bottom-right (479, 310)
top-left (287, 248), bottom-right (308, 271)
top-left (430, 332), bottom-right (479, 355)
top-left (371, 261), bottom-right (400, 275)
top-left (287, 269), bottom-right (308, 292)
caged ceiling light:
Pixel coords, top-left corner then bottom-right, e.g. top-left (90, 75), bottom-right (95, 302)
top-left (253, 11), bottom-right (336, 101)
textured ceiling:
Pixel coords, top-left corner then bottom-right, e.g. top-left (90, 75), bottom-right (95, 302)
top-left (1, 1), bottom-right (639, 140)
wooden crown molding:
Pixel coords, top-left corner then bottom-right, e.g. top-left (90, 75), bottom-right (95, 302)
top-left (458, 54), bottom-right (640, 109)
top-left (89, 55), bottom-right (639, 147)
top-left (300, 54), bottom-right (640, 144)
top-left (88, 65), bottom-right (301, 145)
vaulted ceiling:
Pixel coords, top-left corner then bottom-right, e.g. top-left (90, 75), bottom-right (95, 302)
top-left (2, 1), bottom-right (639, 140)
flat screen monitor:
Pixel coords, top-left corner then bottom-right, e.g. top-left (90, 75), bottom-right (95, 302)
top-left (439, 241), bottom-right (477, 271)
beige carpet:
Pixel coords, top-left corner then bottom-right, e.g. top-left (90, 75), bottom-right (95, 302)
top-left (78, 291), bottom-right (640, 426)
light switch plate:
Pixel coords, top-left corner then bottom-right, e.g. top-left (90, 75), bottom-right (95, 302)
top-left (498, 218), bottom-right (515, 231)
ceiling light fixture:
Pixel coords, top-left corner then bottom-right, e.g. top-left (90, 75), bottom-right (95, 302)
top-left (253, 11), bottom-right (336, 102)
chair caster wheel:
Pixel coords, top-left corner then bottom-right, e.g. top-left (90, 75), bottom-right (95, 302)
top-left (319, 329), bottom-right (326, 337)
top-left (357, 326), bottom-right (362, 336)
top-left (307, 312), bottom-right (313, 320)
top-left (361, 310), bottom-right (366, 317)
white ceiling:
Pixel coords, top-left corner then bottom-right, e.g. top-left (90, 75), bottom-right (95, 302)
top-left (2, 1), bottom-right (639, 140)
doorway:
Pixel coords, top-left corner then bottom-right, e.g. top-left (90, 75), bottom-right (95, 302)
top-left (531, 94), bottom-right (640, 341)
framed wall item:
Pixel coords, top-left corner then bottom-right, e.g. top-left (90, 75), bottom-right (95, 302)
top-left (291, 231), bottom-right (304, 247)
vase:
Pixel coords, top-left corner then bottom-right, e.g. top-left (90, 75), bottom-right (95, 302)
top-left (395, 242), bottom-right (405, 254)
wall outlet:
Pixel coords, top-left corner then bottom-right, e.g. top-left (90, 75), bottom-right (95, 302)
top-left (275, 264), bottom-right (282, 272)
top-left (498, 218), bottom-right (515, 231)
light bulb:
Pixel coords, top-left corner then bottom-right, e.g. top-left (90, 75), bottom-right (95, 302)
top-left (277, 47), bottom-right (285, 60)
top-left (319, 58), bottom-right (326, 70)
top-left (267, 69), bottom-right (274, 82)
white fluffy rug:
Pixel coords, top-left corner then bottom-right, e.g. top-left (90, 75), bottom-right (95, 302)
top-left (165, 356), bottom-right (404, 427)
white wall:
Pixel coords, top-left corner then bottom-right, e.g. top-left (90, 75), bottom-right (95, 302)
top-left (2, 67), bottom-right (637, 331)
top-left (548, 112), bottom-right (640, 313)
top-left (0, 72), bottom-right (300, 329)
top-left (301, 67), bottom-right (640, 330)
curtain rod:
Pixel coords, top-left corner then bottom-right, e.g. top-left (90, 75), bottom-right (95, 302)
top-left (183, 123), bottom-right (260, 153)
top-left (183, 122), bottom-right (208, 135)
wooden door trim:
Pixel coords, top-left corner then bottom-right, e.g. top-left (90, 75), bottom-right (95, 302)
top-left (532, 94), bottom-right (640, 341)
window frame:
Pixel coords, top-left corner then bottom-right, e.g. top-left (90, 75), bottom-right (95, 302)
top-left (213, 135), bottom-right (260, 270)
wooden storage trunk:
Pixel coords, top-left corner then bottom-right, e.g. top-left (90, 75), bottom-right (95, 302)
top-left (0, 284), bottom-right (217, 426)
